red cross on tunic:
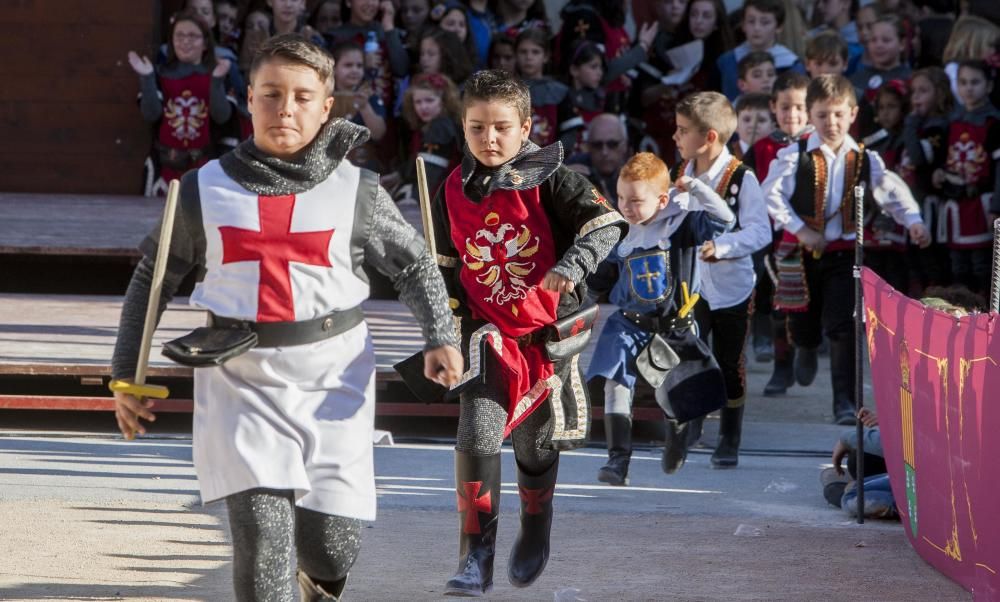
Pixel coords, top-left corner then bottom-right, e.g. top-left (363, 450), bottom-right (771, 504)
top-left (219, 194), bottom-right (335, 323)
top-left (456, 481), bottom-right (492, 534)
top-left (519, 485), bottom-right (553, 515)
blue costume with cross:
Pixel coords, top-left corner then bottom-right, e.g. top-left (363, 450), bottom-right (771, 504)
top-left (586, 195), bottom-right (734, 390)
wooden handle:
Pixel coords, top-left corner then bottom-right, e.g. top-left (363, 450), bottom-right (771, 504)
top-left (415, 157), bottom-right (436, 254)
top-left (134, 179), bottom-right (180, 388)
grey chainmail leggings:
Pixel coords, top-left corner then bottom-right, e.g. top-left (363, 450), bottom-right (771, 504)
top-left (456, 350), bottom-right (561, 474)
top-left (226, 488), bottom-right (362, 601)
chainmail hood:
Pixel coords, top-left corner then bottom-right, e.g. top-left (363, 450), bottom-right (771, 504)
top-left (219, 118), bottom-right (370, 195)
top-left (460, 140), bottom-right (564, 201)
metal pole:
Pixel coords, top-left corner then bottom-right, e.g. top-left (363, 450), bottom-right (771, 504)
top-left (991, 218), bottom-right (1000, 313)
top-left (853, 182), bottom-right (866, 524)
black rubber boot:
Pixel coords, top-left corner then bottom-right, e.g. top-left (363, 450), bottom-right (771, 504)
top-left (298, 571), bottom-right (347, 601)
top-left (710, 403), bottom-right (745, 468)
top-left (764, 321), bottom-right (795, 396)
top-left (829, 337), bottom-right (857, 426)
top-left (508, 458), bottom-right (559, 588)
top-left (445, 452), bottom-right (500, 597)
top-left (794, 345), bottom-right (819, 386)
top-left (597, 414), bottom-right (631, 486)
top-left (661, 418), bottom-right (690, 474)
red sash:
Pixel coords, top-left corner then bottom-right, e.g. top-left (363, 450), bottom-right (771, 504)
top-left (445, 169), bottom-right (560, 432)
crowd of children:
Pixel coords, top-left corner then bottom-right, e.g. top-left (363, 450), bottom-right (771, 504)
top-left (113, 1), bottom-right (1000, 597)
top-left (128, 0), bottom-right (999, 460)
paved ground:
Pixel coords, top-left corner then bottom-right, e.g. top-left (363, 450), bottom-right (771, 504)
top-left (0, 352), bottom-right (970, 601)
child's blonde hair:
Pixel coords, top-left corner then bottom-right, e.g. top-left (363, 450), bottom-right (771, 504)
top-left (676, 92), bottom-right (738, 144)
top-left (620, 152), bottom-right (670, 193)
top-left (402, 73), bottom-right (462, 129)
top-left (250, 34), bottom-right (335, 95)
top-left (806, 74), bottom-right (857, 110)
top-left (943, 16), bottom-right (999, 64)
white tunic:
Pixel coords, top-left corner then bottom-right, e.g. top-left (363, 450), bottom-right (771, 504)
top-left (189, 160), bottom-right (377, 520)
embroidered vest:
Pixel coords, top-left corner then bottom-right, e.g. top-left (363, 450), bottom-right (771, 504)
top-left (789, 139), bottom-right (872, 235)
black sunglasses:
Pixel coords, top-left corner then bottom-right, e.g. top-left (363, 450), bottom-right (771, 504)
top-left (589, 139), bottom-right (624, 150)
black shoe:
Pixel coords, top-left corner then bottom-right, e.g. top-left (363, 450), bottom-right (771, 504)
top-left (508, 458), bottom-right (558, 588)
top-left (445, 452), bottom-right (500, 597)
top-left (597, 414), bottom-right (631, 486)
top-left (661, 418), bottom-right (690, 474)
top-left (794, 346), bottom-right (819, 386)
top-left (711, 405), bottom-right (744, 469)
top-left (763, 349), bottom-right (795, 396)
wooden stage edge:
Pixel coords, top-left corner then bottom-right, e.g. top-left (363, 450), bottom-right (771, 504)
top-left (0, 396), bottom-right (662, 421)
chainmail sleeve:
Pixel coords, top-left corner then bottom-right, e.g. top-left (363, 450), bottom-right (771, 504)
top-left (364, 186), bottom-right (460, 350)
top-left (111, 256), bottom-right (186, 380)
top-left (548, 225), bottom-right (622, 284)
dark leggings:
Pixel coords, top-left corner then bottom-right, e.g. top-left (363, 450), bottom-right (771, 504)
top-left (456, 349), bottom-right (560, 475)
top-left (226, 488), bottom-right (362, 601)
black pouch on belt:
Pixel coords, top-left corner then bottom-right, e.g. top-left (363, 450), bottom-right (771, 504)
top-left (544, 303), bottom-right (600, 361)
top-left (162, 326), bottom-right (258, 367)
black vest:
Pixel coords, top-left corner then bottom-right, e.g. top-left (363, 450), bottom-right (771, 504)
top-left (789, 139), bottom-right (873, 234)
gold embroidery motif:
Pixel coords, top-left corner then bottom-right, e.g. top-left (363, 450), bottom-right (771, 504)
top-left (463, 213), bottom-right (541, 305)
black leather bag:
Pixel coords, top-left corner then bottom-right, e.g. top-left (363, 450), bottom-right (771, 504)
top-left (635, 333), bottom-right (680, 389)
top-left (653, 329), bottom-right (727, 424)
top-left (544, 304), bottom-right (600, 361)
top-left (162, 326), bottom-right (258, 367)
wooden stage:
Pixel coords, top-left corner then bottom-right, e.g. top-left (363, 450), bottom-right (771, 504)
top-left (0, 294), bottom-right (661, 420)
top-left (0, 193), bottom-right (659, 420)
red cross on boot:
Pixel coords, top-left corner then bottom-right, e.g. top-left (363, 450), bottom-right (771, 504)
top-left (445, 452), bottom-right (500, 597)
top-left (508, 458), bottom-right (559, 588)
top-left (457, 481), bottom-right (492, 534)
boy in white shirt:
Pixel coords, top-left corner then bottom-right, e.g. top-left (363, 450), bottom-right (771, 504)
top-left (762, 74), bottom-right (929, 425)
top-left (674, 92), bottom-right (772, 468)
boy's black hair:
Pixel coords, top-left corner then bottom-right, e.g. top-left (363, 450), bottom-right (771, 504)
top-left (957, 58), bottom-right (993, 81)
top-left (735, 92), bottom-right (773, 114)
top-left (806, 30), bottom-right (849, 63)
top-left (329, 41), bottom-right (362, 63)
top-left (911, 0), bottom-right (957, 13)
top-left (744, 0), bottom-right (785, 27)
top-left (462, 69), bottom-right (532, 123)
top-left (738, 51), bottom-right (776, 80)
top-left (771, 71), bottom-right (811, 101)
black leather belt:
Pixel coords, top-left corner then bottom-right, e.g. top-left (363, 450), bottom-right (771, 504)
top-left (621, 310), bottom-right (694, 334)
top-left (514, 328), bottom-right (550, 348)
top-left (209, 306), bottom-right (364, 348)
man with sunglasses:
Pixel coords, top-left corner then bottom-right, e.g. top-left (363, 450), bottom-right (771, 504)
top-left (566, 113), bottom-right (632, 207)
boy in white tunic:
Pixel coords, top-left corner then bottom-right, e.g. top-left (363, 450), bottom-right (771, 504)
top-left (111, 35), bottom-right (462, 601)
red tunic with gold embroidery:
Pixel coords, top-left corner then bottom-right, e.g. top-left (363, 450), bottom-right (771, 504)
top-left (444, 171), bottom-right (561, 432)
top-left (157, 72), bottom-right (213, 182)
top-left (434, 156), bottom-right (625, 437)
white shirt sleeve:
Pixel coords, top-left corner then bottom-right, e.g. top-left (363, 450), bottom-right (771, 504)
top-left (867, 150), bottom-right (923, 228)
top-left (712, 171), bottom-right (772, 259)
top-left (761, 147), bottom-right (806, 235)
top-left (686, 178), bottom-right (737, 225)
